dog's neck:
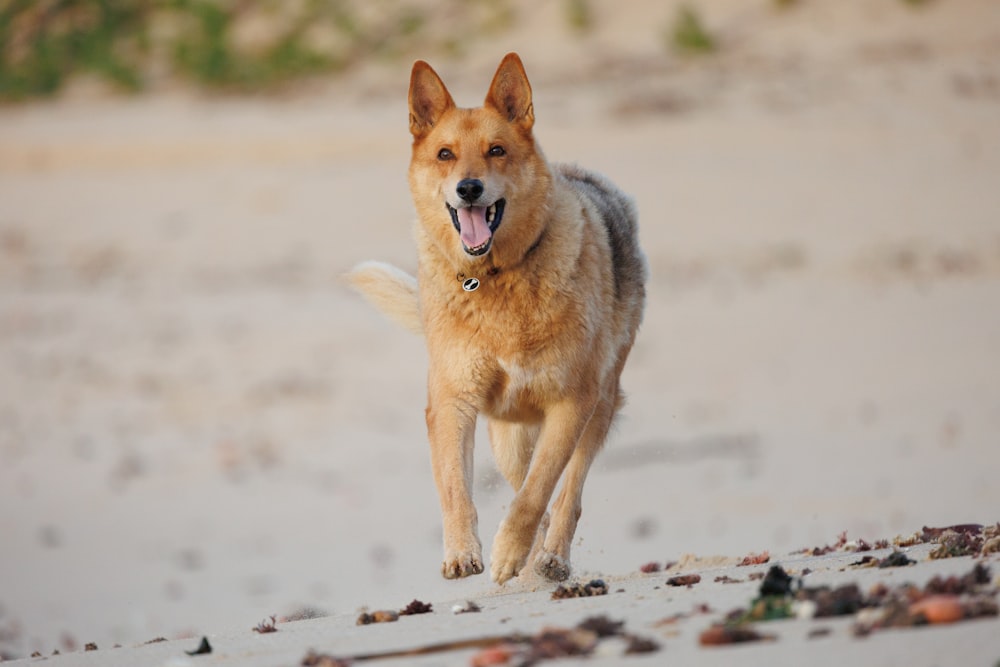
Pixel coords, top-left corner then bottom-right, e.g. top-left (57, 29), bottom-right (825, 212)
top-left (452, 229), bottom-right (546, 291)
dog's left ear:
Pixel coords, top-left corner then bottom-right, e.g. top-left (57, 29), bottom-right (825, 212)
top-left (485, 53), bottom-right (534, 131)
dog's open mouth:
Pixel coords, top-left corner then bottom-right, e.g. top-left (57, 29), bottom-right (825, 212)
top-left (447, 199), bottom-right (506, 256)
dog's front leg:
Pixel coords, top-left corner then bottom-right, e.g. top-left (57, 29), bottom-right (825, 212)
top-left (490, 398), bottom-right (594, 584)
top-left (426, 396), bottom-right (483, 578)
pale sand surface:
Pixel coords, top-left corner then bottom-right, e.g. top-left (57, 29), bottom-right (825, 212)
top-left (1, 0), bottom-right (999, 662)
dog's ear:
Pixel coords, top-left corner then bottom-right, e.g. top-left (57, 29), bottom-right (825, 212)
top-left (409, 60), bottom-right (455, 139)
top-left (485, 53), bottom-right (534, 131)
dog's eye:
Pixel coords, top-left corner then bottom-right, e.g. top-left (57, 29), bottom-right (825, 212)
top-left (488, 145), bottom-right (506, 157)
top-left (437, 148), bottom-right (454, 161)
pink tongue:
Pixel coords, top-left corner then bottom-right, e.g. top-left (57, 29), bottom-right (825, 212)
top-left (456, 206), bottom-right (491, 249)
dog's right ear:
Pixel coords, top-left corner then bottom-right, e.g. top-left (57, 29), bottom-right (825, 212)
top-left (409, 61), bottom-right (455, 139)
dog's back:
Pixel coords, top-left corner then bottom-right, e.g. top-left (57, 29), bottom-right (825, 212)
top-left (556, 163), bottom-right (646, 333)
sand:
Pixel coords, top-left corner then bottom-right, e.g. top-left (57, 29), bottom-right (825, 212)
top-left (1, 0), bottom-right (999, 663)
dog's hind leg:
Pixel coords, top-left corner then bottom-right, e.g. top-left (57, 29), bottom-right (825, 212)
top-left (534, 388), bottom-right (619, 582)
top-left (487, 419), bottom-right (539, 491)
top-left (487, 420), bottom-right (549, 564)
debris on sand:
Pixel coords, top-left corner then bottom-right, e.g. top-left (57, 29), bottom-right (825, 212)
top-left (853, 564), bottom-right (998, 635)
top-left (928, 526), bottom-right (986, 559)
top-left (852, 550), bottom-right (914, 569)
top-left (356, 610), bottom-right (399, 625)
top-left (738, 550), bottom-right (770, 566)
top-left (699, 624), bottom-right (774, 646)
top-left (666, 573), bottom-right (702, 587)
top-left (889, 523), bottom-right (1000, 559)
top-left (452, 600), bottom-right (482, 614)
top-left (301, 650), bottom-right (351, 667)
top-left (185, 637), bottom-right (212, 656)
top-left (551, 579), bottom-right (608, 600)
top-left (721, 559), bottom-right (997, 641)
top-left (356, 598), bottom-right (432, 625)
top-left (877, 551), bottom-right (916, 568)
top-left (758, 565), bottom-right (794, 597)
top-left (400, 599), bottom-right (433, 616)
top-left (799, 530), bottom-right (890, 556)
top-left (699, 561), bottom-right (998, 647)
top-left (307, 615), bottom-right (659, 665)
top-left (467, 615), bottom-right (659, 665)
top-left (252, 615), bottom-right (278, 633)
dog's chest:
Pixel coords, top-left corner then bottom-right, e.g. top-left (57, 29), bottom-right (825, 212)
top-left (487, 356), bottom-right (562, 420)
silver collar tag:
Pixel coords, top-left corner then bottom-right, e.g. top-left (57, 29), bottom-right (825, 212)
top-left (462, 277), bottom-right (480, 292)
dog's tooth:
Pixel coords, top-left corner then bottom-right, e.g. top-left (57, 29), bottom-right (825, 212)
top-left (487, 204), bottom-right (495, 223)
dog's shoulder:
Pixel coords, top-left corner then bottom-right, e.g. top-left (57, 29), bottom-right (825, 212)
top-left (554, 163), bottom-right (647, 301)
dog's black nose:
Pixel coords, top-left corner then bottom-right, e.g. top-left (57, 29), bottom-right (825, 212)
top-left (456, 179), bottom-right (484, 203)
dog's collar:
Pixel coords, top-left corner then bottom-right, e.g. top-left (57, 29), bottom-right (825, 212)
top-left (454, 230), bottom-right (546, 293)
top-left (456, 267), bottom-right (499, 292)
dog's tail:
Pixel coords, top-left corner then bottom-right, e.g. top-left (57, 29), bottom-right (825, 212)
top-left (347, 261), bottom-right (423, 335)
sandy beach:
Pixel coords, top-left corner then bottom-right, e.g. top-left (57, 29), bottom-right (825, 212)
top-left (1, 0), bottom-right (999, 663)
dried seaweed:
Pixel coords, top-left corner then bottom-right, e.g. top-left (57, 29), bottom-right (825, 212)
top-left (399, 599), bottom-right (433, 616)
top-left (738, 550), bottom-right (770, 566)
top-left (877, 551), bottom-right (915, 568)
top-left (576, 616), bottom-right (623, 637)
top-left (551, 579), bottom-right (608, 599)
top-left (853, 563), bottom-right (997, 635)
top-left (185, 637), bottom-right (212, 656)
top-left (929, 528), bottom-right (984, 559)
top-left (758, 565), bottom-right (794, 597)
top-left (624, 634), bottom-right (661, 654)
top-left (356, 610), bottom-right (399, 625)
top-left (699, 624), bottom-right (774, 646)
top-left (310, 614), bottom-right (658, 665)
top-left (301, 650), bottom-right (351, 667)
top-left (666, 574), bottom-right (701, 587)
top-left (639, 561), bottom-right (661, 573)
top-left (924, 563), bottom-right (991, 595)
top-left (528, 627), bottom-right (599, 660)
top-left (801, 531), bottom-right (892, 556)
top-left (253, 615), bottom-right (278, 633)
top-left (797, 584), bottom-right (866, 618)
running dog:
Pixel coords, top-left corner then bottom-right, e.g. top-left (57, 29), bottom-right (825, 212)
top-left (350, 53), bottom-right (646, 584)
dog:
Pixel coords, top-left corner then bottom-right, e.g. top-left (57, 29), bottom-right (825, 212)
top-left (349, 53), bottom-right (646, 584)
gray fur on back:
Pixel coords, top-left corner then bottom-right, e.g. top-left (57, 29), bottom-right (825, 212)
top-left (556, 163), bottom-right (648, 305)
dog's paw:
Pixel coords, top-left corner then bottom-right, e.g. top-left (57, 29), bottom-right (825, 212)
top-left (441, 552), bottom-right (484, 579)
top-left (490, 522), bottom-right (534, 584)
top-left (490, 555), bottom-right (524, 585)
top-left (534, 551), bottom-right (571, 581)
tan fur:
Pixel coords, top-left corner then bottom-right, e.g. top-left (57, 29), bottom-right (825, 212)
top-left (350, 53), bottom-right (646, 584)
top-left (347, 261), bottom-right (422, 334)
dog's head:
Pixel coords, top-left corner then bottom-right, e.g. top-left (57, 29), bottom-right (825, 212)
top-left (407, 53), bottom-right (542, 260)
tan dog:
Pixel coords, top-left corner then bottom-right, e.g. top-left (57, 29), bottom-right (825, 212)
top-left (350, 53), bottom-right (646, 584)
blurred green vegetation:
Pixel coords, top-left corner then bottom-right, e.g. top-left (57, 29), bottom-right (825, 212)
top-left (669, 4), bottom-right (715, 55)
top-left (0, 0), bottom-right (935, 102)
top-left (0, 0), bottom-right (516, 101)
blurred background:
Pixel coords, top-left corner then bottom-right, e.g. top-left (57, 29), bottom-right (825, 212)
top-left (2, 0), bottom-right (999, 659)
